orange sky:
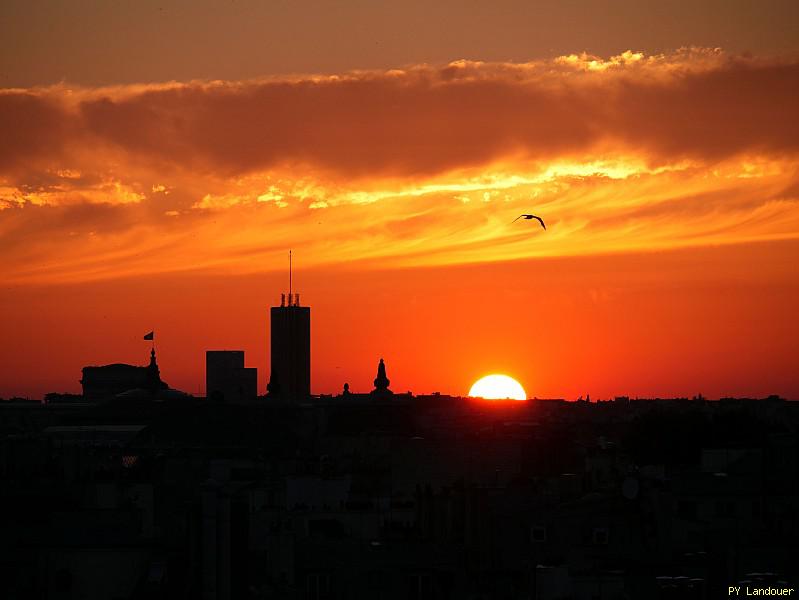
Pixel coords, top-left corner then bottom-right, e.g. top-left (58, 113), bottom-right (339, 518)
top-left (1, 5), bottom-right (798, 399)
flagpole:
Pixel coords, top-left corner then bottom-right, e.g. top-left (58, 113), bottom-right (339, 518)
top-left (143, 330), bottom-right (155, 354)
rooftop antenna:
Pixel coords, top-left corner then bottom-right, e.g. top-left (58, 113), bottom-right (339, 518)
top-left (289, 249), bottom-right (292, 305)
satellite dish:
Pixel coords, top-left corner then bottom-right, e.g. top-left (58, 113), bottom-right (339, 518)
top-left (622, 477), bottom-right (639, 500)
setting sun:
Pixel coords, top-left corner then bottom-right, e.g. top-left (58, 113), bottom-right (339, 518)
top-left (468, 374), bottom-right (527, 400)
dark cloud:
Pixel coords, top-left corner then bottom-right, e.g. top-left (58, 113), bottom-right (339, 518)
top-left (0, 202), bottom-right (136, 252)
top-left (608, 61), bottom-right (799, 160)
top-left (0, 92), bottom-right (70, 171)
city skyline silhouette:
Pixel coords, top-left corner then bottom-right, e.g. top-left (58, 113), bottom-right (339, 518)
top-left (13, 263), bottom-right (795, 403)
top-left (1, 2), bottom-right (798, 598)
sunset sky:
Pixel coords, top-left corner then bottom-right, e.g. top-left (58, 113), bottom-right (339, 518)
top-left (1, 1), bottom-right (798, 399)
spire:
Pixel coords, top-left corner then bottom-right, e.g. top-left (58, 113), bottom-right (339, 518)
top-left (371, 358), bottom-right (392, 395)
top-left (146, 348), bottom-right (164, 392)
top-left (280, 250), bottom-right (300, 307)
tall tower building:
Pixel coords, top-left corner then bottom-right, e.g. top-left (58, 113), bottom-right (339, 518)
top-left (268, 253), bottom-right (310, 401)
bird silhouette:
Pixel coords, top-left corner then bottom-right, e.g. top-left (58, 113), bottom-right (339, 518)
top-left (512, 214), bottom-right (546, 230)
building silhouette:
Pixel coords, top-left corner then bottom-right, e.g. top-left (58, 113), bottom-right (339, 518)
top-left (268, 292), bottom-right (310, 401)
top-left (371, 357), bottom-right (393, 397)
top-left (206, 350), bottom-right (257, 404)
top-left (80, 348), bottom-right (168, 399)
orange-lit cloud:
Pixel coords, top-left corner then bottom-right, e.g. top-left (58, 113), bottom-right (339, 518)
top-left (1, 50), bottom-right (798, 285)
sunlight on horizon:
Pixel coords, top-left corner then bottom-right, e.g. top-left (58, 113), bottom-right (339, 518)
top-left (469, 374), bottom-right (527, 400)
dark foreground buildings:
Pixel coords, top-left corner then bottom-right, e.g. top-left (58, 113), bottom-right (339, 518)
top-left (1, 385), bottom-right (797, 600)
top-left (1, 288), bottom-right (796, 599)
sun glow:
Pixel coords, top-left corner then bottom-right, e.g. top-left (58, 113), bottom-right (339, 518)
top-left (468, 374), bottom-right (527, 400)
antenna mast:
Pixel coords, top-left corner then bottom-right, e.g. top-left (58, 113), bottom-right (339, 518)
top-left (289, 249), bottom-right (292, 303)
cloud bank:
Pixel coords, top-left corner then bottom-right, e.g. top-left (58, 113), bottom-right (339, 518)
top-left (1, 49), bottom-right (798, 283)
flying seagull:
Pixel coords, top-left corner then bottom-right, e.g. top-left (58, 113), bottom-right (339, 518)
top-left (512, 214), bottom-right (546, 230)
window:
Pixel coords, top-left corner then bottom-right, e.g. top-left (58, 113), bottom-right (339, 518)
top-left (531, 524), bottom-right (547, 542)
top-left (409, 573), bottom-right (433, 600)
top-left (306, 573), bottom-right (331, 600)
top-left (677, 500), bottom-right (697, 519)
top-left (715, 500), bottom-right (735, 518)
top-left (592, 527), bottom-right (609, 546)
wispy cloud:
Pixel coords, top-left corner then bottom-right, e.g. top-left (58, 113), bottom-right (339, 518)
top-left (1, 50), bottom-right (797, 283)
